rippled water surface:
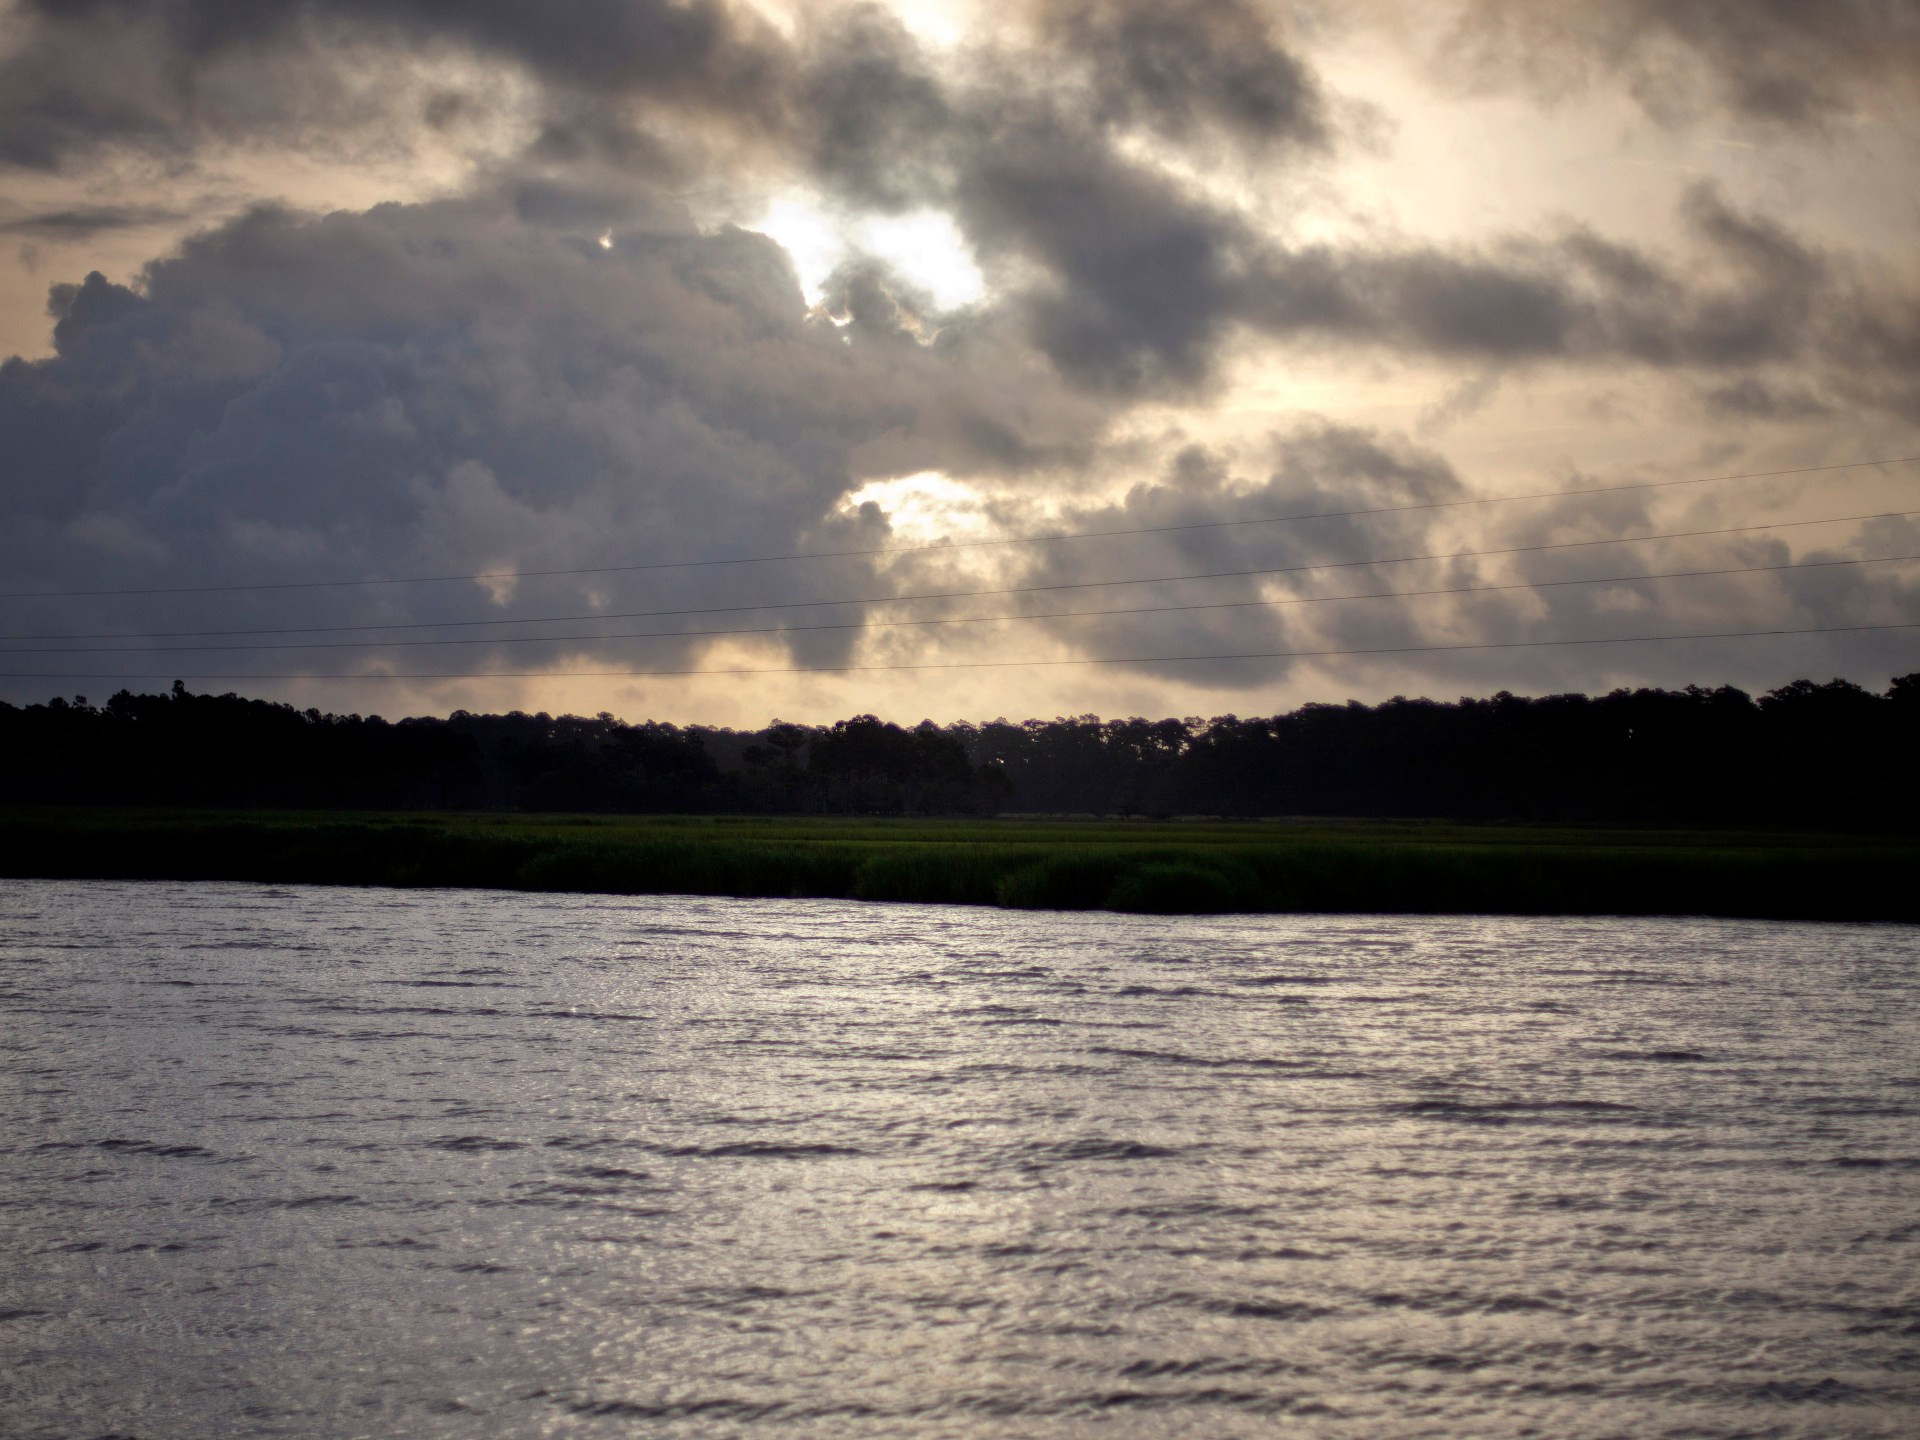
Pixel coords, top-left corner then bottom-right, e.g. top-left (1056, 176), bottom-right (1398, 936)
top-left (2, 881), bottom-right (1917, 1438)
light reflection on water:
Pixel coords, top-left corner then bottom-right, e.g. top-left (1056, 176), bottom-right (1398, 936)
top-left (1, 880), bottom-right (1916, 1437)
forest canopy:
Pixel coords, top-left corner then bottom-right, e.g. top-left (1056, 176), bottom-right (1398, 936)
top-left (2, 676), bottom-right (1914, 827)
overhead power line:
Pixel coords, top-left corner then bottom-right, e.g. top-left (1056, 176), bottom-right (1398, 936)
top-left (7, 553), bottom-right (1911, 655)
top-left (1, 455), bottom-right (1913, 602)
top-left (5, 508), bottom-right (1912, 643)
top-left (4, 622), bottom-right (1915, 683)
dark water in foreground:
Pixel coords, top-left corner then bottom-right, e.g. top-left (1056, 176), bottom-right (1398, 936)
top-left (1, 882), bottom-right (1916, 1439)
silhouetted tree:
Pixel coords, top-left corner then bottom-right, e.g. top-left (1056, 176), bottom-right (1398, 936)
top-left (0, 674), bottom-right (1913, 824)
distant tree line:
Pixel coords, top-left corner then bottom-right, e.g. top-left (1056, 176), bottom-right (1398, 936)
top-left (1, 674), bottom-right (1914, 826)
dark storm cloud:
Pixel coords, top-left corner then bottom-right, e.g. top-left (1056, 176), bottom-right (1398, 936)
top-left (0, 1), bottom-right (400, 168)
top-left (2, 0), bottom-right (1915, 710)
top-left (939, 422), bottom-right (1479, 688)
top-left (0, 0), bottom-right (1331, 171)
top-left (782, 10), bottom-right (1918, 407)
top-left (1698, 378), bottom-right (1832, 421)
top-left (0, 0), bottom-right (1345, 397)
top-left (1027, 0), bottom-right (1329, 150)
top-left (794, 5), bottom-right (956, 211)
top-left (956, 123), bottom-right (1255, 394)
top-left (979, 418), bottom-right (1918, 695)
top-left (0, 177), bottom-right (1109, 683)
top-left (779, 1), bottom-right (1333, 392)
top-left (0, 204), bottom-right (190, 237)
top-left (1437, 0), bottom-right (1920, 129)
top-left (24, 0), bottom-right (1909, 413)
top-left (349, 0), bottom-right (782, 101)
top-left (0, 0), bottom-right (791, 170)
top-left (1237, 185), bottom-right (1920, 416)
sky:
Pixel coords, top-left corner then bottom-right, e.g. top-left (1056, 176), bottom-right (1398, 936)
top-left (0, 0), bottom-right (1916, 727)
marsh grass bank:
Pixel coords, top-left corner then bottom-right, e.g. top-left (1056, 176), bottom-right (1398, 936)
top-left (2, 809), bottom-right (1913, 921)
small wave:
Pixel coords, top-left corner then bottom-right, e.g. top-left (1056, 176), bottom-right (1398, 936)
top-left (944, 1386), bottom-right (1331, 1419)
top-left (1141, 1287), bottom-right (1331, 1324)
top-left (1847, 1222), bottom-right (1920, 1247)
top-left (1236, 974), bottom-right (1338, 986)
top-left (1112, 1200), bottom-right (1268, 1221)
top-left (543, 1135), bottom-right (649, 1151)
top-left (513, 1182), bottom-right (626, 1199)
top-left (1090, 1045), bottom-right (1308, 1071)
top-left (679, 1283), bottom-right (803, 1311)
top-left (1746, 1376), bottom-right (1867, 1404)
top-left (1800, 1099), bottom-right (1920, 1117)
top-left (507, 1196), bottom-right (674, 1217)
top-left (562, 1396), bottom-right (785, 1422)
top-left (1364, 1288), bottom-right (1568, 1316)
top-left (1601, 1049), bottom-right (1711, 1063)
top-left (1393, 1098), bottom-right (1639, 1124)
top-left (1030, 1137), bottom-right (1182, 1163)
top-left (526, 1009), bottom-right (654, 1023)
top-left (1208, 1298), bottom-right (1330, 1323)
top-left (95, 1139), bottom-right (222, 1160)
top-left (212, 1193), bottom-right (360, 1211)
top-left (654, 1141), bottom-right (864, 1160)
top-left (1586, 969), bottom-right (1704, 987)
top-left (306, 1002), bottom-right (509, 1017)
top-left (112, 1236), bottom-right (226, 1253)
top-left (430, 1135), bottom-right (527, 1152)
top-left (964, 1011), bottom-right (1066, 1027)
top-left (1115, 1357), bottom-right (1300, 1381)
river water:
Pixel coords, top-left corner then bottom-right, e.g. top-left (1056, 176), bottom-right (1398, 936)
top-left (1, 880), bottom-right (1916, 1438)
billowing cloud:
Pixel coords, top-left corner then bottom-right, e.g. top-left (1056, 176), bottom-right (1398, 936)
top-left (969, 419), bottom-right (1920, 700)
top-left (1436, 0), bottom-right (1920, 130)
top-left (0, 0), bottom-right (1913, 722)
top-left (10, 2), bottom-right (1910, 406)
top-left (0, 0), bottom-right (789, 169)
top-left (0, 173), bottom-right (1111, 677)
top-left (1241, 185), bottom-right (1920, 415)
top-left (1027, 0), bottom-right (1329, 150)
top-left (0, 202), bottom-right (190, 237)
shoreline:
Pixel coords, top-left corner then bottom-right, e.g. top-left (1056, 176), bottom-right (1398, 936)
top-left (3, 809), bottom-right (1915, 923)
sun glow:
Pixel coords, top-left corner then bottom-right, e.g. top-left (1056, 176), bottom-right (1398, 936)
top-left (859, 209), bottom-right (984, 310)
top-left (839, 470), bottom-right (996, 546)
top-left (752, 194), bottom-right (986, 312)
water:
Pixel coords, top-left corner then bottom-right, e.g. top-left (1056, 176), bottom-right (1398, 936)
top-left (1, 881), bottom-right (1916, 1439)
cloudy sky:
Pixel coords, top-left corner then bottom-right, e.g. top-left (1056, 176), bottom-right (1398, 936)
top-left (1, 0), bottom-right (1915, 726)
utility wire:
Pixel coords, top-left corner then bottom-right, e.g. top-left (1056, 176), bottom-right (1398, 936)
top-left (5, 622), bottom-right (1915, 682)
top-left (2, 455), bottom-right (1913, 602)
top-left (4, 509), bottom-right (1911, 643)
top-left (7, 553), bottom-right (1911, 655)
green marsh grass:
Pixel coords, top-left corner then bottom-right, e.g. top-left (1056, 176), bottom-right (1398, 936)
top-left (3, 808), bottom-right (1914, 921)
